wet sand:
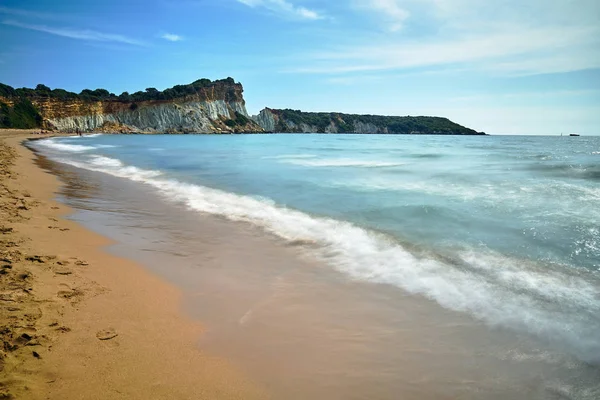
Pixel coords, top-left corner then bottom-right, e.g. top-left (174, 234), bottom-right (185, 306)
top-left (0, 129), bottom-right (267, 399)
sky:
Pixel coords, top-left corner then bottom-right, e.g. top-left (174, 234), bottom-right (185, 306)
top-left (1, 0), bottom-right (599, 135)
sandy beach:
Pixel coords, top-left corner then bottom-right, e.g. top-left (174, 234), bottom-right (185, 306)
top-left (0, 129), bottom-right (267, 399)
top-left (2, 130), bottom-right (598, 400)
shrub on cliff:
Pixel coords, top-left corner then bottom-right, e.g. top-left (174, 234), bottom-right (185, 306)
top-left (0, 103), bottom-right (11, 127)
top-left (0, 83), bottom-right (17, 98)
top-left (51, 88), bottom-right (79, 100)
top-left (224, 111), bottom-right (251, 128)
top-left (0, 78), bottom-right (241, 105)
top-left (0, 98), bottom-right (43, 129)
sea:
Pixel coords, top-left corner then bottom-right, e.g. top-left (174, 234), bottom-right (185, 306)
top-left (30, 133), bottom-right (600, 399)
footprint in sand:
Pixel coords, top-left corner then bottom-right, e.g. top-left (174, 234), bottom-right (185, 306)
top-left (0, 226), bottom-right (14, 234)
top-left (53, 268), bottom-right (72, 276)
top-left (57, 284), bottom-right (83, 300)
top-left (47, 226), bottom-right (70, 231)
top-left (96, 328), bottom-right (118, 341)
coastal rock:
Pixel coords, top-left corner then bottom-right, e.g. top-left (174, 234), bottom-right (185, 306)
top-left (253, 108), bottom-right (277, 132)
top-left (253, 108), bottom-right (484, 135)
top-left (45, 100), bottom-right (251, 134)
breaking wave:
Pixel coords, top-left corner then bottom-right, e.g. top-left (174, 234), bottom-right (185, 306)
top-left (35, 138), bottom-right (117, 152)
top-left (36, 139), bottom-right (96, 152)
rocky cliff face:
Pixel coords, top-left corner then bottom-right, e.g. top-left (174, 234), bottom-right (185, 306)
top-left (36, 98), bottom-right (256, 133)
top-left (1, 79), bottom-right (263, 133)
top-left (253, 108), bottom-right (484, 135)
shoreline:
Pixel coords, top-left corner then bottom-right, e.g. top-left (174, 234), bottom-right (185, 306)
top-left (0, 129), bottom-right (267, 399)
top-left (4, 130), bottom-right (598, 399)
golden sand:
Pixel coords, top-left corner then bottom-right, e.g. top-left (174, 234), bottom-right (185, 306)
top-left (0, 129), bottom-right (267, 399)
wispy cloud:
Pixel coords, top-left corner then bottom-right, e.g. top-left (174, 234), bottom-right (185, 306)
top-left (290, 0), bottom-right (600, 76)
top-left (160, 33), bottom-right (183, 42)
top-left (2, 20), bottom-right (147, 46)
top-left (236, 0), bottom-right (323, 20)
top-left (294, 26), bottom-right (598, 72)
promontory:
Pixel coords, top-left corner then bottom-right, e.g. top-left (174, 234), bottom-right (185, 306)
top-left (0, 79), bottom-right (485, 135)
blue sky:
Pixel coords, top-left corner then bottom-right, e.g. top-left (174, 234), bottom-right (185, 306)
top-left (1, 0), bottom-right (599, 134)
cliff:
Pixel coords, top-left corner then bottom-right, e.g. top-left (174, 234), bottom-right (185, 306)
top-left (253, 108), bottom-right (485, 135)
top-left (0, 79), bottom-right (263, 134)
top-left (1, 80), bottom-right (484, 135)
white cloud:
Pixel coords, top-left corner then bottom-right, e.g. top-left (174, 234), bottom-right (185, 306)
top-left (160, 33), bottom-right (183, 42)
top-left (2, 19), bottom-right (147, 46)
top-left (292, 25), bottom-right (599, 74)
top-left (236, 0), bottom-right (323, 20)
top-left (291, 0), bottom-right (600, 76)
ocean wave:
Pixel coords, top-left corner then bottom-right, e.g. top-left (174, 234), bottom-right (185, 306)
top-left (55, 156), bottom-right (162, 180)
top-left (89, 155), bottom-right (124, 168)
top-left (527, 163), bottom-right (600, 182)
top-left (37, 139), bottom-right (96, 152)
top-left (331, 177), bottom-right (600, 221)
top-left (36, 138), bottom-right (118, 153)
top-left (43, 153), bottom-right (600, 363)
top-left (283, 158), bottom-right (405, 168)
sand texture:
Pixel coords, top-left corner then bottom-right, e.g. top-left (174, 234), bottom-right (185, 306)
top-left (0, 130), bottom-right (267, 399)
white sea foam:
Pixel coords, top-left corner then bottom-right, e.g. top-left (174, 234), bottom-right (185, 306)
top-left (283, 158), bottom-right (405, 167)
top-left (37, 139), bottom-right (96, 152)
top-left (43, 153), bottom-right (600, 363)
top-left (89, 155), bottom-right (124, 168)
top-left (55, 156), bottom-right (162, 180)
top-left (458, 250), bottom-right (599, 310)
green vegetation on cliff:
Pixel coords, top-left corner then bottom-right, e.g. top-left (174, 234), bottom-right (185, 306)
top-left (0, 78), bottom-right (243, 129)
top-left (0, 84), bottom-right (43, 128)
top-left (271, 109), bottom-right (483, 135)
top-left (0, 78), bottom-right (239, 104)
top-left (225, 111), bottom-right (250, 128)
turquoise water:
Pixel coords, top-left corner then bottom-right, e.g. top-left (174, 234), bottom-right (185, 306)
top-left (32, 134), bottom-right (600, 365)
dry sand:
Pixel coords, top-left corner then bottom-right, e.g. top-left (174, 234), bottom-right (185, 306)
top-left (0, 130), bottom-right (268, 399)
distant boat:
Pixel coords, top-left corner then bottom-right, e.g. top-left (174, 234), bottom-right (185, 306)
top-left (569, 133), bottom-right (580, 137)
